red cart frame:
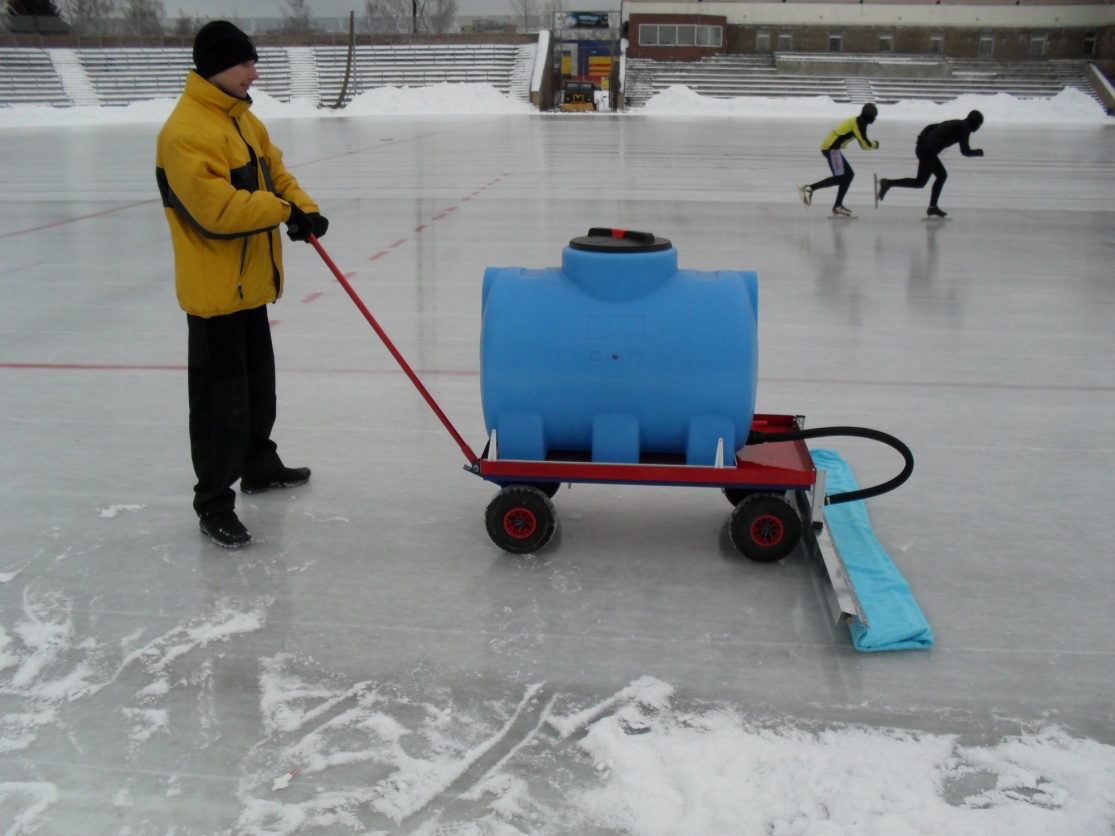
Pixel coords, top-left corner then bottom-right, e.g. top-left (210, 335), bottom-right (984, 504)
top-left (313, 236), bottom-right (866, 624)
top-left (475, 413), bottom-right (814, 492)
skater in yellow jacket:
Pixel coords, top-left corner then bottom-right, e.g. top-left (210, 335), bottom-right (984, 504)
top-left (156, 21), bottom-right (327, 548)
top-left (799, 104), bottom-right (880, 218)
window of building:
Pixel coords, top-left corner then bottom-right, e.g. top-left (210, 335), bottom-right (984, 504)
top-left (1083, 32), bottom-right (1096, 57)
top-left (828, 33), bottom-right (843, 53)
top-left (638, 24), bottom-right (722, 49)
top-left (928, 35), bottom-right (943, 55)
top-left (879, 35), bottom-right (893, 53)
top-left (1029, 34), bottom-right (1046, 56)
top-left (979, 35), bottom-right (994, 58)
top-left (756, 31), bottom-right (771, 52)
top-left (778, 31), bottom-right (793, 52)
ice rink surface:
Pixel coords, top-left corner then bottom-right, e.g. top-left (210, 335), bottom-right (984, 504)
top-left (2, 110), bottom-right (1114, 832)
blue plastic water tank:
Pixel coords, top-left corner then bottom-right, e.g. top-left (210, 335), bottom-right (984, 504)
top-left (480, 229), bottom-right (758, 466)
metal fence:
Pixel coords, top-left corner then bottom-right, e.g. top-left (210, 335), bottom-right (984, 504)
top-left (3, 14), bottom-right (543, 42)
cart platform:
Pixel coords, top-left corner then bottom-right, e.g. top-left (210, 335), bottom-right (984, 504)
top-left (474, 414), bottom-right (815, 492)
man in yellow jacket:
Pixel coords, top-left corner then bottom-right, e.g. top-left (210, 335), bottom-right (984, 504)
top-left (156, 21), bottom-right (327, 548)
top-left (798, 103), bottom-right (879, 218)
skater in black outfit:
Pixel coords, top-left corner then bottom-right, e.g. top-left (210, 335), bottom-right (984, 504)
top-left (878, 110), bottom-right (984, 217)
top-left (799, 103), bottom-right (879, 217)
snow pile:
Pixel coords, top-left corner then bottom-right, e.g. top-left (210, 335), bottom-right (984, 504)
top-left (571, 683), bottom-right (1115, 834)
top-left (0, 78), bottom-right (1107, 129)
top-left (341, 82), bottom-right (535, 116)
top-left (638, 84), bottom-right (1109, 123)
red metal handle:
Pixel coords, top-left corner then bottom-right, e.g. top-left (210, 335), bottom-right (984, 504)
top-left (310, 235), bottom-right (480, 466)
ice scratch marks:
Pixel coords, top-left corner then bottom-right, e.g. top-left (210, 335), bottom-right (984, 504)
top-left (108, 598), bottom-right (267, 686)
top-left (545, 676), bottom-right (674, 740)
top-left (258, 655), bottom-right (375, 738)
top-left (0, 592), bottom-right (76, 711)
top-left (378, 680), bottom-right (546, 823)
top-left (236, 662), bottom-right (679, 833)
top-left (0, 782), bottom-right (59, 833)
top-left (0, 590), bottom-right (266, 756)
top-left (121, 706), bottom-right (168, 747)
top-left (457, 689), bottom-right (558, 800)
top-left (240, 655), bottom-right (552, 831)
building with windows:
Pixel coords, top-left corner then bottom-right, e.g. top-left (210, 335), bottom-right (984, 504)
top-left (622, 0), bottom-right (1114, 62)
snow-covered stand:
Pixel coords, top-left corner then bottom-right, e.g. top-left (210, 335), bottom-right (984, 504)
top-left (480, 229), bottom-right (758, 466)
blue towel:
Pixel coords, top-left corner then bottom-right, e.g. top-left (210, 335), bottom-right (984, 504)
top-left (811, 449), bottom-right (933, 652)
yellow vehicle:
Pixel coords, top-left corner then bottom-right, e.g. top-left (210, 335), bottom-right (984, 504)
top-left (560, 81), bottom-right (597, 112)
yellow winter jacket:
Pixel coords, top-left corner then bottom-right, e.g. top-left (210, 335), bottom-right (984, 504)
top-left (820, 116), bottom-right (878, 152)
top-left (156, 71), bottom-right (318, 317)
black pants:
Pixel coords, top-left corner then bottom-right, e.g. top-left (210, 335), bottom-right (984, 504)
top-left (886, 145), bottom-right (947, 207)
top-left (809, 148), bottom-right (854, 208)
top-left (187, 306), bottom-right (281, 518)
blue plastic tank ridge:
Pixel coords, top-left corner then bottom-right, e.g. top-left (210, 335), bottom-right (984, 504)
top-left (480, 229), bottom-right (759, 466)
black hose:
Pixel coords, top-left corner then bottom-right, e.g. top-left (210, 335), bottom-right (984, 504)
top-left (746, 426), bottom-right (914, 505)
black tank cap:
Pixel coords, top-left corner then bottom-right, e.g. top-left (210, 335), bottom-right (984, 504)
top-left (569, 228), bottom-right (672, 253)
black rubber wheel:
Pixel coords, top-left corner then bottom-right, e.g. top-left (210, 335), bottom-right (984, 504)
top-left (529, 482), bottom-right (561, 499)
top-left (728, 492), bottom-right (802, 563)
top-left (723, 488), bottom-right (753, 506)
top-left (485, 486), bottom-right (557, 554)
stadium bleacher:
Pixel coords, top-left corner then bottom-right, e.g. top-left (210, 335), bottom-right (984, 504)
top-left (1, 44), bottom-right (1104, 111)
top-left (0, 43), bottom-right (534, 108)
top-left (623, 52), bottom-right (1105, 109)
top-left (0, 47), bottom-right (70, 106)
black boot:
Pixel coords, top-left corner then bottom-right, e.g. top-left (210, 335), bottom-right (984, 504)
top-left (240, 465), bottom-right (311, 494)
top-left (199, 511), bottom-right (252, 548)
top-left (926, 205), bottom-right (947, 218)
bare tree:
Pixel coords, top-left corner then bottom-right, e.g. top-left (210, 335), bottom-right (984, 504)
top-left (121, 0), bottom-right (163, 35)
top-left (280, 0), bottom-right (315, 35)
top-left (5, 0), bottom-right (69, 33)
top-left (426, 0), bottom-right (454, 35)
top-left (363, 0), bottom-right (407, 34)
top-left (64, 0), bottom-right (115, 35)
top-left (507, 0), bottom-right (536, 34)
top-left (7, 0), bottom-right (63, 15)
top-left (170, 11), bottom-right (198, 36)
top-left (540, 0), bottom-right (564, 29)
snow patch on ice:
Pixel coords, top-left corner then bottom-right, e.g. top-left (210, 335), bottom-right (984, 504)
top-left (572, 712), bottom-right (1115, 835)
top-left (98, 504), bottom-right (144, 518)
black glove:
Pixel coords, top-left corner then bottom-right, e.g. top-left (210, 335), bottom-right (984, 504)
top-left (308, 212), bottom-right (328, 239)
top-left (285, 204), bottom-right (314, 243)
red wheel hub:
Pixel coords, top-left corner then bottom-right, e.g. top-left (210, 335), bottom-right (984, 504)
top-left (750, 514), bottom-right (784, 546)
top-left (503, 507), bottom-right (537, 539)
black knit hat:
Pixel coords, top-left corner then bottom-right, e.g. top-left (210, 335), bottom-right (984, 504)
top-left (193, 21), bottom-right (258, 79)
